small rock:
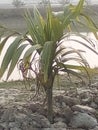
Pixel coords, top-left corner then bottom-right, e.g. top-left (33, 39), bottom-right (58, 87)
top-left (9, 122), bottom-right (16, 128)
top-left (54, 117), bottom-right (65, 123)
top-left (94, 96), bottom-right (98, 105)
top-left (43, 128), bottom-right (66, 130)
top-left (72, 105), bottom-right (96, 114)
top-left (81, 97), bottom-right (92, 105)
top-left (10, 127), bottom-right (21, 130)
top-left (27, 103), bottom-right (41, 112)
top-left (54, 106), bottom-right (73, 124)
top-left (67, 128), bottom-right (86, 130)
top-left (89, 126), bottom-right (98, 130)
top-left (90, 82), bottom-right (98, 88)
top-left (0, 106), bottom-right (50, 129)
top-left (0, 125), bottom-right (4, 130)
top-left (51, 121), bottom-right (67, 128)
top-left (77, 88), bottom-right (93, 101)
top-left (54, 95), bottom-right (80, 107)
top-left (1, 107), bottom-right (16, 122)
top-left (63, 106), bottom-right (73, 123)
top-left (64, 96), bottom-right (80, 106)
top-left (69, 112), bottom-right (98, 129)
top-left (77, 88), bottom-right (91, 95)
top-left (90, 102), bottom-right (98, 109)
top-left (15, 113), bottom-right (50, 128)
top-left (0, 123), bottom-right (7, 129)
top-left (27, 103), bottom-right (47, 116)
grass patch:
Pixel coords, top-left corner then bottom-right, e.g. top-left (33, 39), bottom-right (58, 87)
top-left (0, 80), bottom-right (26, 89)
top-left (0, 73), bottom-right (90, 90)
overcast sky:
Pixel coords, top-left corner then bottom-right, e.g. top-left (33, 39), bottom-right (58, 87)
top-left (0, 0), bottom-right (12, 3)
top-left (0, 0), bottom-right (98, 4)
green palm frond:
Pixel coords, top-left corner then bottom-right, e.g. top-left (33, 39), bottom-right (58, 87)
top-left (0, 0), bottom-right (98, 82)
top-left (44, 9), bottom-right (52, 41)
top-left (41, 41), bottom-right (56, 82)
top-left (80, 13), bottom-right (98, 39)
top-left (24, 8), bottom-right (45, 46)
top-left (7, 44), bottom-right (28, 79)
top-left (0, 33), bottom-right (17, 54)
top-left (0, 36), bottom-right (22, 78)
top-left (23, 44), bottom-right (42, 65)
top-left (62, 0), bottom-right (84, 29)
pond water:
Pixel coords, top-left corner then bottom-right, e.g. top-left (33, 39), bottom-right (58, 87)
top-left (0, 32), bottom-right (98, 82)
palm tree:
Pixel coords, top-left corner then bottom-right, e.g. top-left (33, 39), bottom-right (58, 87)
top-left (0, 0), bottom-right (98, 122)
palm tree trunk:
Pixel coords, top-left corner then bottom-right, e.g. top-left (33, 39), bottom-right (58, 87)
top-left (45, 75), bottom-right (54, 123)
top-left (46, 86), bottom-right (53, 123)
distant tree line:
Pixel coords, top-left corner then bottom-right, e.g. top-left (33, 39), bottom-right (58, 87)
top-left (12, 0), bottom-right (92, 8)
top-left (12, 0), bottom-right (25, 8)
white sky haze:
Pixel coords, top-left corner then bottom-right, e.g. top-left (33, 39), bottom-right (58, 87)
top-left (0, 0), bottom-right (98, 4)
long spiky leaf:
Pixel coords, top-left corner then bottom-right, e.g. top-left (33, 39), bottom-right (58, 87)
top-left (0, 37), bottom-right (22, 78)
top-left (7, 44), bottom-right (28, 79)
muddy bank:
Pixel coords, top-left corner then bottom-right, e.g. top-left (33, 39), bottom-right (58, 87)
top-left (0, 80), bottom-right (98, 129)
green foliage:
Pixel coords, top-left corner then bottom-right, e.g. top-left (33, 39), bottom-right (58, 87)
top-left (0, 0), bottom-right (98, 122)
top-left (0, 0), bottom-right (98, 90)
top-left (12, 0), bottom-right (25, 8)
top-left (0, 36), bottom-right (23, 78)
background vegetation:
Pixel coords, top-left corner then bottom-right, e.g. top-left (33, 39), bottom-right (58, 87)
top-left (0, 4), bottom-right (98, 32)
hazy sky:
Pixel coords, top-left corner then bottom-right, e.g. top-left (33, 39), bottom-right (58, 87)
top-left (0, 0), bottom-right (30, 3)
top-left (0, 0), bottom-right (98, 4)
top-left (0, 0), bottom-right (12, 3)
